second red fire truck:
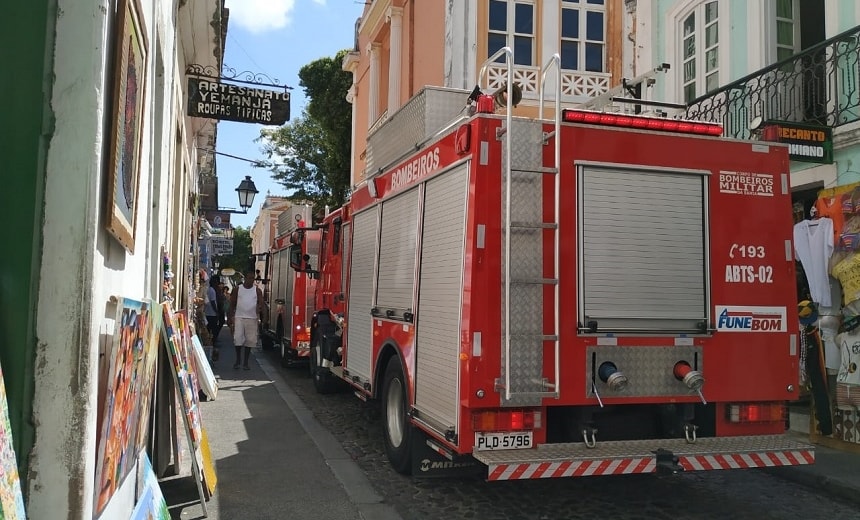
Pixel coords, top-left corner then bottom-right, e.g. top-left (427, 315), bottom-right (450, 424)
top-left (289, 51), bottom-right (814, 479)
top-left (263, 204), bottom-right (320, 368)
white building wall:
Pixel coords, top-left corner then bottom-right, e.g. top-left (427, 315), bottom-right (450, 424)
top-left (30, 0), bottom-right (208, 517)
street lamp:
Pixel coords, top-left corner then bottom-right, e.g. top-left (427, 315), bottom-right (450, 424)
top-left (224, 225), bottom-right (234, 240)
top-left (235, 175), bottom-right (259, 212)
top-left (211, 176), bottom-right (259, 214)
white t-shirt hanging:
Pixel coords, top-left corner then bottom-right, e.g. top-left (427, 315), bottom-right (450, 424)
top-left (836, 327), bottom-right (860, 386)
top-left (794, 217), bottom-right (834, 307)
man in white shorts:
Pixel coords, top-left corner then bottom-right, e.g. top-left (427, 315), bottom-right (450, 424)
top-left (228, 268), bottom-right (265, 370)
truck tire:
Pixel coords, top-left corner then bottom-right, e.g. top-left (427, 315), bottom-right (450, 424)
top-left (310, 339), bottom-right (336, 394)
top-left (382, 355), bottom-right (413, 475)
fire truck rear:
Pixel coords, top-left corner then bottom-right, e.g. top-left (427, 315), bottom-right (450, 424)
top-left (263, 204), bottom-right (320, 368)
top-left (305, 50), bottom-right (813, 480)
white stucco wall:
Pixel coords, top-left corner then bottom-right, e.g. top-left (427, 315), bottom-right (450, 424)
top-left (31, 0), bottom-right (210, 517)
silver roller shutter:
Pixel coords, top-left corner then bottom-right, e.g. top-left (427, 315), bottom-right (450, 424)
top-left (345, 209), bottom-right (379, 381)
top-left (341, 223), bottom-right (351, 294)
top-left (578, 164), bottom-right (708, 333)
top-left (415, 163), bottom-right (468, 430)
top-left (377, 189), bottom-right (420, 311)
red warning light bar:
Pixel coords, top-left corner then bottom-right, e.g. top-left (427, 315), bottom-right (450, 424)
top-left (562, 109), bottom-right (723, 136)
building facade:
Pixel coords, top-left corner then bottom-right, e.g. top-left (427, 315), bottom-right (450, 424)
top-left (344, 0), bottom-right (630, 186)
top-left (0, 0), bottom-right (225, 517)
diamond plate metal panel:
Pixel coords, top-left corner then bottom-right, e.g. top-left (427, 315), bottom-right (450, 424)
top-left (585, 345), bottom-right (704, 397)
top-left (509, 285), bottom-right (543, 335)
top-left (508, 175), bottom-right (542, 224)
top-left (365, 87), bottom-right (469, 175)
top-left (509, 230), bottom-right (541, 280)
top-left (508, 337), bottom-right (545, 388)
top-left (497, 119), bottom-right (554, 407)
top-left (503, 120), bottom-right (545, 171)
top-left (473, 434), bottom-right (813, 465)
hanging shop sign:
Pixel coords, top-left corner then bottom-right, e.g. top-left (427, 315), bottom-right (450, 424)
top-left (211, 237), bottom-right (234, 256)
top-left (187, 77), bottom-right (290, 125)
top-left (763, 121), bottom-right (833, 164)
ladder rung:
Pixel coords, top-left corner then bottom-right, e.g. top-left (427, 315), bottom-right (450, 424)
top-left (509, 167), bottom-right (558, 176)
top-left (511, 278), bottom-right (558, 285)
top-left (509, 334), bottom-right (559, 341)
top-left (510, 221), bottom-right (558, 230)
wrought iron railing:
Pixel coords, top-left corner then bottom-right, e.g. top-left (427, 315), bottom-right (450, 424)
top-left (686, 25), bottom-right (860, 139)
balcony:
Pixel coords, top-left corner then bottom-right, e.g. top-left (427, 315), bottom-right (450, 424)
top-left (484, 63), bottom-right (610, 102)
top-left (686, 25), bottom-right (860, 140)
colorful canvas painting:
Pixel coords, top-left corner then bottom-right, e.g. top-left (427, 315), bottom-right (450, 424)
top-left (105, 0), bottom-right (148, 252)
top-left (160, 303), bottom-right (205, 483)
top-left (94, 297), bottom-right (161, 516)
top-left (130, 452), bottom-right (169, 520)
top-left (0, 361), bottom-right (26, 519)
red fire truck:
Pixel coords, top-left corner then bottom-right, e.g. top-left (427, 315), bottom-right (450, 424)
top-left (299, 52), bottom-right (814, 479)
top-left (263, 204), bottom-right (321, 368)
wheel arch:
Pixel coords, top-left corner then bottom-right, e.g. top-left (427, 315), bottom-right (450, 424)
top-left (374, 341), bottom-right (408, 402)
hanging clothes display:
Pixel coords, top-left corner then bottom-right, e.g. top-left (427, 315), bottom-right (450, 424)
top-left (794, 217), bottom-right (834, 307)
top-left (815, 192), bottom-right (847, 245)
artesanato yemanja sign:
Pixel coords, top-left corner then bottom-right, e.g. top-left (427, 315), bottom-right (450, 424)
top-left (187, 78), bottom-right (290, 125)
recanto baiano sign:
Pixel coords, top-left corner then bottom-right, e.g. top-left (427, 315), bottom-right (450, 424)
top-left (764, 121), bottom-right (833, 164)
top-left (187, 78), bottom-right (290, 125)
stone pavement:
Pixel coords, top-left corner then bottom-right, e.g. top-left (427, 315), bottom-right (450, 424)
top-left (163, 328), bottom-right (402, 520)
top-left (764, 432), bottom-right (860, 507)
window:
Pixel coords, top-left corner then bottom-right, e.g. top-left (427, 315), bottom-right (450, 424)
top-left (488, 0), bottom-right (534, 66)
top-left (560, 0), bottom-right (606, 73)
top-left (681, 1), bottom-right (719, 103)
top-left (775, 0), bottom-right (798, 62)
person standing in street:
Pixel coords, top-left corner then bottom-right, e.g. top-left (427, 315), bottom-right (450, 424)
top-left (204, 276), bottom-right (221, 360)
top-left (229, 269), bottom-right (265, 370)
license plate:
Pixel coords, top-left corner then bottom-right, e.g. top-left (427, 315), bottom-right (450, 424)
top-left (475, 431), bottom-right (533, 451)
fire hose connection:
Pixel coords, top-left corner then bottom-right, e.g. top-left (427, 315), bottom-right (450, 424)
top-left (673, 361), bottom-right (704, 391)
top-left (597, 362), bottom-right (628, 392)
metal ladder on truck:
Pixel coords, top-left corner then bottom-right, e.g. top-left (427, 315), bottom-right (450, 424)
top-left (479, 49), bottom-right (562, 406)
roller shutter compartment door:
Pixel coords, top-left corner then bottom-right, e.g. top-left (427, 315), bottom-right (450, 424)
top-left (345, 209), bottom-right (379, 381)
top-left (578, 165), bottom-right (708, 333)
top-left (415, 163), bottom-right (469, 430)
top-left (377, 188), bottom-right (420, 312)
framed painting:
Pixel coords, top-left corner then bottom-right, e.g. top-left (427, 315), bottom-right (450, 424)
top-left (105, 0), bottom-right (148, 253)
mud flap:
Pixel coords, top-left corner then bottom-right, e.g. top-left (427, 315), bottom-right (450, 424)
top-left (410, 428), bottom-right (483, 478)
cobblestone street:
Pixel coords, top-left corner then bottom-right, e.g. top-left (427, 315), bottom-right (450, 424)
top-left (263, 350), bottom-right (858, 520)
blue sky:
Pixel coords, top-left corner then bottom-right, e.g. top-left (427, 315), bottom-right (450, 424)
top-left (217, 0), bottom-right (364, 228)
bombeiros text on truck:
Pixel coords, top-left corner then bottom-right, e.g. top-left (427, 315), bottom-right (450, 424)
top-left (289, 48), bottom-right (813, 479)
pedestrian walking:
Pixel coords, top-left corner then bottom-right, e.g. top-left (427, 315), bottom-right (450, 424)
top-left (205, 276), bottom-right (220, 346)
top-left (229, 269), bottom-right (265, 370)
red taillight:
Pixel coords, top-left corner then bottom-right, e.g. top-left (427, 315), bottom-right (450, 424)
top-left (472, 409), bottom-right (542, 431)
top-left (295, 327), bottom-right (311, 342)
top-left (726, 403), bottom-right (786, 423)
top-left (562, 109), bottom-right (723, 136)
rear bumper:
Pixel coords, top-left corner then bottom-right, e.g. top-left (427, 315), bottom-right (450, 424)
top-left (472, 434), bottom-right (814, 481)
top-left (281, 340), bottom-right (311, 361)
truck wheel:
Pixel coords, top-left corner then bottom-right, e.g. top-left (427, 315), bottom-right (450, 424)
top-left (382, 356), bottom-right (412, 475)
top-left (280, 341), bottom-right (293, 368)
top-left (310, 340), bottom-right (335, 394)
